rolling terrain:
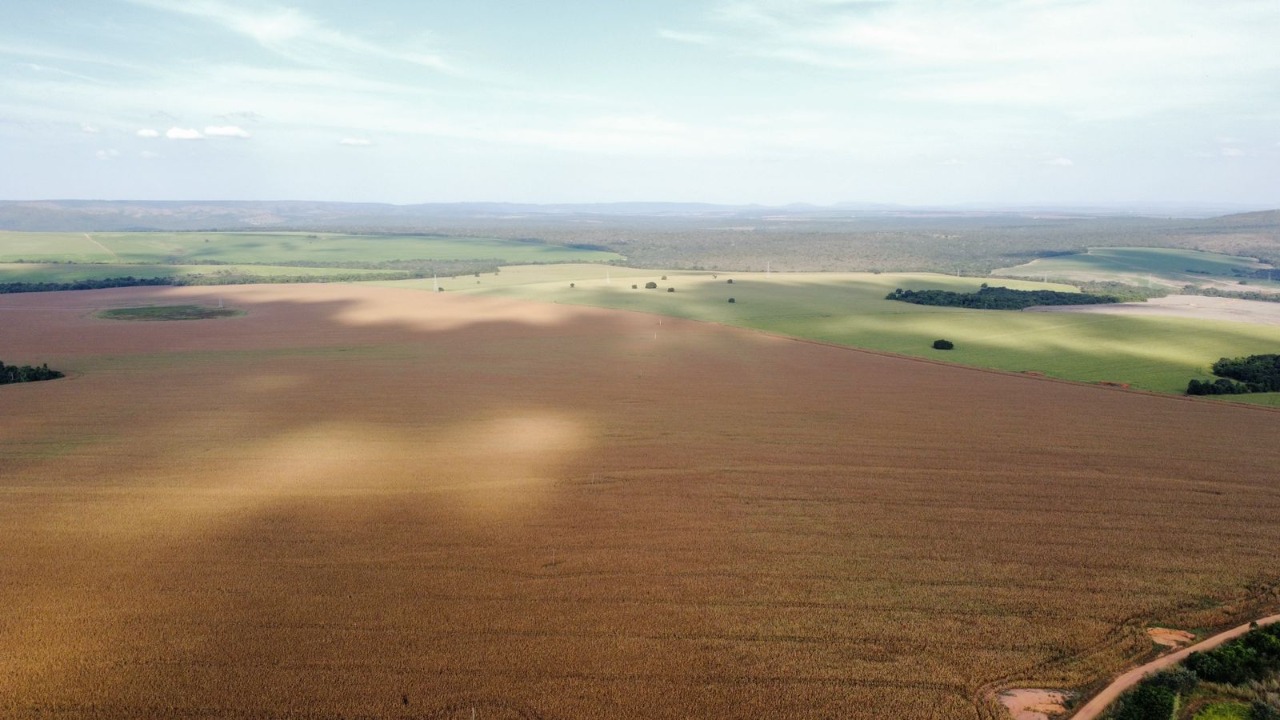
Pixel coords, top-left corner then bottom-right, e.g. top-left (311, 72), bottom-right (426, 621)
top-left (2, 284), bottom-right (1279, 718)
top-left (392, 265), bottom-right (1280, 405)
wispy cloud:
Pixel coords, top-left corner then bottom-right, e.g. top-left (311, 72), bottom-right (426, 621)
top-left (95, 148), bottom-right (120, 160)
top-left (1045, 157), bottom-right (1074, 167)
top-left (137, 128), bottom-right (160, 138)
top-left (205, 125), bottom-right (251, 138)
top-left (683, 0), bottom-right (1280, 119)
top-left (339, 137), bottom-right (374, 146)
top-left (124, 0), bottom-right (460, 75)
top-left (657, 29), bottom-right (717, 46)
top-left (166, 127), bottom-right (204, 140)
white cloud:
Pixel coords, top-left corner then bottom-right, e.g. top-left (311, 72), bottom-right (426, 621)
top-left (339, 137), bottom-right (374, 146)
top-left (1221, 147), bottom-right (1245, 157)
top-left (166, 127), bottom-right (204, 140)
top-left (136, 128), bottom-right (160, 138)
top-left (205, 125), bottom-right (251, 138)
top-left (658, 29), bottom-right (717, 45)
top-left (1046, 157), bottom-right (1074, 167)
top-left (95, 149), bottom-right (120, 160)
top-left (695, 0), bottom-right (1280, 119)
top-left (81, 123), bottom-right (99, 133)
top-left (140, 150), bottom-right (161, 160)
top-left (125, 0), bottom-right (459, 75)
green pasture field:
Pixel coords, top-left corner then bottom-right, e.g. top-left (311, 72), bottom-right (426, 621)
top-left (0, 231), bottom-right (622, 266)
top-left (383, 264), bottom-right (1280, 405)
top-left (1192, 702), bottom-right (1251, 720)
top-left (0, 263), bottom-right (386, 283)
top-left (994, 247), bottom-right (1280, 290)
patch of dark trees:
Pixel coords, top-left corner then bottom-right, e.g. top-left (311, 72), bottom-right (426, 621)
top-left (1187, 354), bottom-right (1280, 395)
top-left (1107, 622), bottom-right (1280, 720)
top-left (885, 285), bottom-right (1119, 310)
top-left (0, 271), bottom-right (429, 295)
top-left (1, 360), bottom-right (63, 384)
top-left (1183, 285), bottom-right (1280, 304)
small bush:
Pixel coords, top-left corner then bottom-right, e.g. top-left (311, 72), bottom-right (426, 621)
top-left (728, 298), bottom-right (736, 303)
top-left (644, 281), bottom-right (658, 289)
top-left (667, 287), bottom-right (675, 293)
top-left (569, 283), bottom-right (575, 288)
top-left (727, 279), bottom-right (734, 284)
top-left (932, 339), bottom-right (955, 350)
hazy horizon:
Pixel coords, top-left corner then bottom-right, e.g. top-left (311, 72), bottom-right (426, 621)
top-left (3, 1), bottom-right (1278, 207)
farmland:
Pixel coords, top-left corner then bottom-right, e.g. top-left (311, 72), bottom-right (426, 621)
top-left (993, 247), bottom-right (1280, 293)
top-left (395, 265), bottom-right (1280, 405)
top-left (0, 231), bottom-right (622, 266)
top-left (2, 284), bottom-right (1279, 719)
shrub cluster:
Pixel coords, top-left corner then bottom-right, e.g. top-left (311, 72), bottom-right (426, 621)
top-left (1185, 622), bottom-right (1280, 685)
top-left (885, 285), bottom-right (1119, 310)
top-left (0, 360), bottom-right (63, 384)
top-left (1105, 624), bottom-right (1280, 720)
top-left (1187, 354), bottom-right (1280, 395)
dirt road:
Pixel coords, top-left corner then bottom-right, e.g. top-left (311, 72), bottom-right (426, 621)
top-left (1070, 614), bottom-right (1280, 719)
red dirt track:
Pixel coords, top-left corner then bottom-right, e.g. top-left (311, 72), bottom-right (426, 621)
top-left (2, 285), bottom-right (1279, 719)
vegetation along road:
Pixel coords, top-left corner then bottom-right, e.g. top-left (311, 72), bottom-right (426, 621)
top-left (1071, 614), bottom-right (1280, 720)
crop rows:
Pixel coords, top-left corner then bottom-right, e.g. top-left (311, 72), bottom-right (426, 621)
top-left (2, 285), bottom-right (1278, 718)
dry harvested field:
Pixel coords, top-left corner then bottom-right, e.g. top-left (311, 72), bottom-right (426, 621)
top-left (2, 284), bottom-right (1280, 720)
top-left (1024, 295), bottom-right (1280, 327)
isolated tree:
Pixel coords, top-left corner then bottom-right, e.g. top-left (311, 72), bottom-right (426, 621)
top-left (644, 281), bottom-right (658, 289)
top-left (667, 287), bottom-right (675, 292)
top-left (932, 339), bottom-right (954, 350)
top-left (727, 298), bottom-right (736, 303)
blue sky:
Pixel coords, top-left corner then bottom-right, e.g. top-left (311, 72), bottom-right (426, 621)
top-left (2, 0), bottom-right (1278, 206)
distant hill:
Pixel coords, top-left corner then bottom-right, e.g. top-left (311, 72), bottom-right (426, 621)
top-left (5, 199), bottom-right (1275, 233)
top-left (1200, 209), bottom-right (1280, 229)
top-left (0, 200), bottom-right (781, 231)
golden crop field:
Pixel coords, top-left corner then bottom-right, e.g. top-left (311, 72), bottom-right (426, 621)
top-left (2, 284), bottom-right (1279, 719)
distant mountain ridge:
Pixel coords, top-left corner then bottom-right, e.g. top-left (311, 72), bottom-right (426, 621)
top-left (1, 199), bottom-right (1274, 232)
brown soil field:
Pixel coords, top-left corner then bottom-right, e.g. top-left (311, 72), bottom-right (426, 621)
top-left (2, 284), bottom-right (1280, 720)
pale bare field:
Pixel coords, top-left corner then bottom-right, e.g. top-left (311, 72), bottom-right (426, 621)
top-left (2, 284), bottom-right (1279, 719)
top-left (1024, 294), bottom-right (1280, 327)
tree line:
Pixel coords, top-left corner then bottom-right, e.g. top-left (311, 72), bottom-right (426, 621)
top-left (1, 360), bottom-right (64, 384)
top-left (0, 271), bottom-right (421, 295)
top-left (885, 285), bottom-right (1119, 310)
top-left (1187, 354), bottom-right (1280, 395)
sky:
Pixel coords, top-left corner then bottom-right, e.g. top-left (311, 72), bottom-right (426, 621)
top-left (2, 0), bottom-right (1278, 207)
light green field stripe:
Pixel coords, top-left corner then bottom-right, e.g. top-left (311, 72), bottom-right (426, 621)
top-left (397, 265), bottom-right (1280, 405)
top-left (0, 231), bottom-right (622, 266)
top-left (0, 263), bottom-right (388, 283)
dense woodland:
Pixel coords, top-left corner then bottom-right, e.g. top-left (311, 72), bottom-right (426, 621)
top-left (0, 360), bottom-right (63, 384)
top-left (1188, 354), bottom-right (1280, 395)
top-left (885, 285), bottom-right (1119, 310)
